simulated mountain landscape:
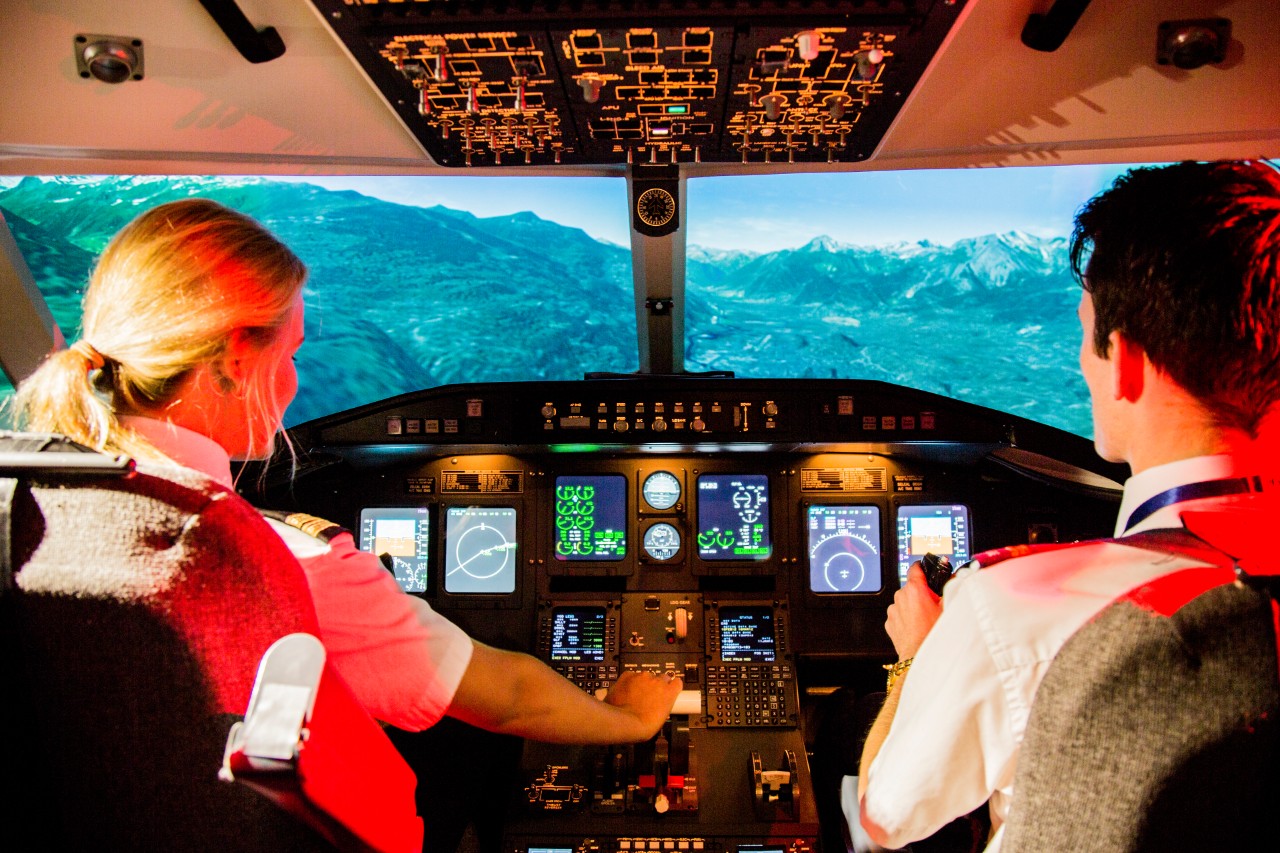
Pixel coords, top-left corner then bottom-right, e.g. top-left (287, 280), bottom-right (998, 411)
top-left (0, 176), bottom-right (1090, 435)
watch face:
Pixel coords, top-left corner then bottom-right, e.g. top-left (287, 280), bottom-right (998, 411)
top-left (636, 187), bottom-right (676, 227)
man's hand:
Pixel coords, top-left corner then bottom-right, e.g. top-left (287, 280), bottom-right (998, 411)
top-left (885, 561), bottom-right (943, 660)
top-left (603, 670), bottom-right (685, 739)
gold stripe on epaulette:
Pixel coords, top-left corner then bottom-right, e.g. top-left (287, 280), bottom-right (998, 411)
top-left (283, 512), bottom-right (345, 542)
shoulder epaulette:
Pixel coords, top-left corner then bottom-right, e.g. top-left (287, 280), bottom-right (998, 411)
top-left (258, 509), bottom-right (349, 544)
top-left (968, 527), bottom-right (1229, 571)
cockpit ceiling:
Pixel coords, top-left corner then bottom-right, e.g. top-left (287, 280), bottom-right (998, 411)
top-left (312, 0), bottom-right (965, 168)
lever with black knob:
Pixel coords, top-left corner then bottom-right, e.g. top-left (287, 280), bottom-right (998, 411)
top-left (921, 552), bottom-right (955, 596)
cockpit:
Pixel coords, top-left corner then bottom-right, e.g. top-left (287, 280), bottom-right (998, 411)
top-left (1, 1), bottom-right (1277, 852)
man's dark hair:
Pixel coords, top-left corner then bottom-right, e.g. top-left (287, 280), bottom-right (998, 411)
top-left (1071, 160), bottom-right (1280, 435)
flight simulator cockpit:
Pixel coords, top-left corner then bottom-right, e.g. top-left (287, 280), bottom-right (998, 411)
top-left (247, 376), bottom-right (1124, 853)
top-left (6, 0), bottom-right (1273, 850)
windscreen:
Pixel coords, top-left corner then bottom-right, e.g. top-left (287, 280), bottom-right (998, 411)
top-left (0, 175), bottom-right (634, 426)
top-left (683, 165), bottom-right (1152, 438)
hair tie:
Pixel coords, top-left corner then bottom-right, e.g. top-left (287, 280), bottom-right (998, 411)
top-left (70, 339), bottom-right (106, 371)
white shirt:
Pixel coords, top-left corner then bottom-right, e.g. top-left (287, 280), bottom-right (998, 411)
top-left (860, 454), bottom-right (1278, 851)
top-left (122, 416), bottom-right (474, 730)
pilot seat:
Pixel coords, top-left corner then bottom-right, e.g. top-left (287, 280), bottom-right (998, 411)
top-left (0, 431), bottom-right (422, 852)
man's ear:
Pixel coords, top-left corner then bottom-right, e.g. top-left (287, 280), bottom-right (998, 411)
top-left (1109, 329), bottom-right (1147, 403)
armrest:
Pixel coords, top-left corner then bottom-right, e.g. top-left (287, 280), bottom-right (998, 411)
top-left (221, 633), bottom-right (424, 853)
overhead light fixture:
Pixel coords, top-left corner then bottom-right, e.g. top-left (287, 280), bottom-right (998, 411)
top-left (75, 34), bottom-right (144, 84)
top-left (1157, 18), bottom-right (1231, 70)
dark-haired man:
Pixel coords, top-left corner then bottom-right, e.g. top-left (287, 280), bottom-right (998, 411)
top-left (856, 160), bottom-right (1280, 852)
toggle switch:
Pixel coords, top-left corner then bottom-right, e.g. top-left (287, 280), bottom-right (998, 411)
top-left (795, 30), bottom-right (822, 61)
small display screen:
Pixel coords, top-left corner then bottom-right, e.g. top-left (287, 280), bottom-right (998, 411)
top-left (444, 506), bottom-right (518, 594)
top-left (717, 605), bottom-right (777, 663)
top-left (897, 504), bottom-right (971, 586)
top-left (549, 606), bottom-right (608, 663)
top-left (554, 475), bottom-right (626, 561)
top-left (357, 507), bottom-right (430, 593)
top-left (696, 474), bottom-right (771, 560)
top-left (807, 505), bottom-right (882, 594)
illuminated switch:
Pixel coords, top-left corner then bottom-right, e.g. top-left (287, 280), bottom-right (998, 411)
top-left (882, 416), bottom-right (896, 429)
top-left (406, 419), bottom-right (422, 434)
top-left (386, 416), bottom-right (403, 435)
top-left (902, 415), bottom-right (916, 429)
top-left (838, 395), bottom-right (854, 415)
top-left (863, 416), bottom-right (877, 430)
top-left (443, 419), bottom-right (459, 433)
top-left (466, 398), bottom-right (483, 417)
top-left (426, 419), bottom-right (440, 433)
top-left (921, 412), bottom-right (937, 429)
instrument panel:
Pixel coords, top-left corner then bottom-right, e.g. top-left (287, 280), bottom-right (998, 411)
top-left (258, 378), bottom-right (1122, 853)
top-left (307, 0), bottom-right (968, 168)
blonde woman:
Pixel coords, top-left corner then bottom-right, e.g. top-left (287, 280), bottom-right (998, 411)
top-left (14, 198), bottom-right (681, 742)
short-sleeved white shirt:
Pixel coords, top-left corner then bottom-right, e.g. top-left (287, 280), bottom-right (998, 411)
top-left (860, 454), bottom-right (1278, 852)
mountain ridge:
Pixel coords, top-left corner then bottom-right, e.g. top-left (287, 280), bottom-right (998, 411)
top-left (0, 176), bottom-right (1089, 435)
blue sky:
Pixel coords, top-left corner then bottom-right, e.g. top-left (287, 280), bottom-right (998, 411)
top-left (277, 163), bottom-right (1137, 253)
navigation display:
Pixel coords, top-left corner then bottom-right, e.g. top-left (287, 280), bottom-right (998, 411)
top-left (358, 507), bottom-right (430, 593)
top-left (444, 506), bottom-right (518, 594)
top-left (717, 606), bottom-right (777, 663)
top-left (696, 474), bottom-right (771, 560)
top-left (897, 504), bottom-right (971, 586)
top-left (806, 505), bottom-right (882, 594)
top-left (554, 475), bottom-right (626, 561)
top-left (549, 606), bottom-right (608, 663)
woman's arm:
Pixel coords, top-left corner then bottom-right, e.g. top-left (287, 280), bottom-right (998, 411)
top-left (446, 640), bottom-right (684, 743)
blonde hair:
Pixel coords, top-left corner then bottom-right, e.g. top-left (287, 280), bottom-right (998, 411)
top-left (13, 198), bottom-right (307, 464)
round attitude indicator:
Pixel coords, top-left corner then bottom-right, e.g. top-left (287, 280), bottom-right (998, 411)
top-left (643, 522), bottom-right (682, 562)
top-left (636, 187), bottom-right (676, 228)
top-left (642, 470), bottom-right (682, 511)
top-left (810, 532), bottom-right (879, 592)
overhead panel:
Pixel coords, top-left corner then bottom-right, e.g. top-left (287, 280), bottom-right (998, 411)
top-left (310, 0), bottom-right (967, 167)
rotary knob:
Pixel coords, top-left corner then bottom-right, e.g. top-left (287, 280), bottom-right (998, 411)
top-left (540, 404), bottom-right (557, 418)
top-left (691, 417), bottom-right (706, 432)
top-left (652, 418), bottom-right (668, 432)
top-left (613, 420), bottom-right (630, 433)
